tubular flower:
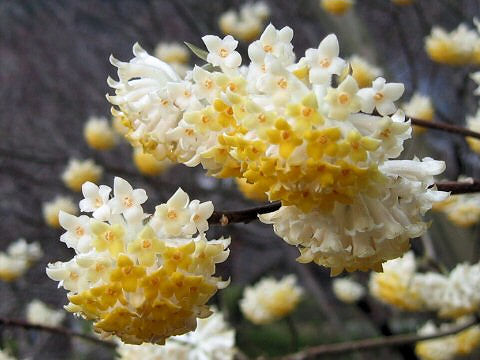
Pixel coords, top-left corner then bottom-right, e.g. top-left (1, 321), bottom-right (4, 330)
top-left (46, 177), bottom-right (230, 345)
top-left (425, 24), bottom-right (480, 66)
top-left (0, 239), bottom-right (42, 282)
top-left (415, 262), bottom-right (480, 319)
top-left (133, 147), bottom-right (173, 176)
top-left (240, 275), bottom-right (302, 325)
top-left (219, 2), bottom-right (270, 42)
top-left (344, 55), bottom-right (383, 88)
top-left (61, 159), bottom-right (103, 192)
top-left (26, 300), bottom-right (65, 327)
top-left (369, 251), bottom-right (423, 310)
top-left (108, 26), bottom-right (447, 274)
top-left (320, 0), bottom-right (354, 15)
top-left (415, 318), bottom-right (480, 360)
top-left (403, 93), bottom-right (434, 135)
top-left (43, 196), bottom-right (78, 228)
top-left (84, 116), bottom-right (117, 150)
top-left (332, 278), bottom-right (365, 303)
top-left (116, 309), bottom-right (236, 359)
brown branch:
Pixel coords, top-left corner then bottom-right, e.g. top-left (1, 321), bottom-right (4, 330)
top-left (0, 317), bottom-right (115, 349)
top-left (209, 180), bottom-right (480, 225)
top-left (410, 117), bottom-right (480, 140)
top-left (279, 316), bottom-right (479, 359)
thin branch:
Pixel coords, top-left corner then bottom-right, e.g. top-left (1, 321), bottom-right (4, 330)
top-left (0, 317), bottom-right (115, 349)
top-left (410, 117), bottom-right (480, 140)
top-left (279, 316), bottom-right (479, 359)
top-left (436, 179), bottom-right (480, 194)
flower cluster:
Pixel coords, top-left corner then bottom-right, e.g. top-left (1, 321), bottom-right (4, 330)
top-left (43, 196), bottom-right (78, 228)
top-left (133, 147), bottom-right (173, 176)
top-left (332, 277), bottom-right (365, 304)
top-left (346, 55), bottom-right (383, 89)
top-left (154, 42), bottom-right (190, 79)
top-left (116, 309), bottom-right (236, 359)
top-left (26, 300), bottom-right (65, 327)
top-left (61, 159), bottom-right (103, 192)
top-left (46, 177), bottom-right (230, 344)
top-left (240, 275), bottom-right (302, 325)
top-left (433, 178), bottom-right (480, 227)
top-left (219, 2), bottom-right (270, 42)
top-left (415, 318), bottom-right (480, 360)
top-left (84, 116), bottom-right (117, 151)
top-left (235, 177), bottom-right (268, 202)
top-left (425, 23), bottom-right (480, 66)
top-left (108, 25), bottom-right (447, 274)
top-left (320, 0), bottom-right (354, 15)
top-left (369, 251), bottom-right (424, 311)
top-left (403, 93), bottom-right (434, 135)
top-left (0, 239), bottom-right (43, 282)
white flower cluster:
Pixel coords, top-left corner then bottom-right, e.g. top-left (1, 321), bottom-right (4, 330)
top-left (332, 277), bottom-right (365, 303)
top-left (84, 116), bottom-right (117, 151)
top-left (0, 239), bottom-right (43, 282)
top-left (46, 177), bottom-right (230, 344)
top-left (42, 196), bottom-right (78, 228)
top-left (26, 300), bottom-right (65, 327)
top-left (116, 309), bottom-right (236, 360)
top-left (240, 275), bottom-right (303, 325)
top-left (425, 23), bottom-right (480, 66)
top-left (415, 317), bottom-right (480, 360)
top-left (219, 2), bottom-right (270, 42)
top-left (415, 262), bottom-right (480, 318)
top-left (61, 158), bottom-right (103, 192)
top-left (108, 25), bottom-right (447, 274)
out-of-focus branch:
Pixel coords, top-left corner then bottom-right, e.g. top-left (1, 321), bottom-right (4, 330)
top-left (279, 316), bottom-right (479, 359)
top-left (0, 317), bottom-right (115, 349)
top-left (410, 117), bottom-right (480, 140)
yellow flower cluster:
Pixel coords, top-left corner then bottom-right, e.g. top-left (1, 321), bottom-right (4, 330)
top-left (415, 319), bottom-right (480, 360)
top-left (235, 178), bottom-right (268, 202)
top-left (84, 116), bottom-right (117, 150)
top-left (47, 177), bottom-right (229, 344)
top-left (133, 147), bottom-right (173, 176)
top-left (320, 0), bottom-right (354, 15)
top-left (61, 158), bottom-right (103, 192)
top-left (403, 93), bottom-right (435, 135)
top-left (369, 252), bottom-right (423, 311)
top-left (42, 196), bottom-right (78, 228)
top-left (425, 24), bottom-right (480, 66)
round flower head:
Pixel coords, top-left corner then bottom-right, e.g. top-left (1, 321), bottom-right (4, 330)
top-left (26, 300), bottom-right (65, 327)
top-left (369, 251), bottom-right (424, 311)
top-left (43, 196), bottom-right (78, 228)
top-left (425, 24), bottom-right (480, 66)
top-left (108, 26), bottom-right (446, 274)
top-left (346, 55), bottom-right (383, 88)
top-left (403, 93), bottom-right (434, 134)
top-left (133, 147), bottom-right (173, 176)
top-left (84, 116), bottom-right (117, 150)
top-left (240, 275), bottom-right (302, 325)
top-left (415, 318), bottom-right (480, 360)
top-left (320, 0), bottom-right (354, 15)
top-left (154, 42), bottom-right (190, 64)
top-left (0, 239), bottom-right (42, 282)
top-left (61, 159), bottom-right (103, 192)
top-left (47, 177), bottom-right (230, 345)
top-left (219, 2), bottom-right (270, 42)
top-left (332, 277), bottom-right (365, 304)
top-left (116, 309), bottom-right (235, 359)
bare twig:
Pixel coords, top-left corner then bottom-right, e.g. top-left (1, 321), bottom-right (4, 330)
top-left (410, 117), bottom-right (480, 140)
top-left (279, 316), bottom-right (479, 359)
top-left (0, 317), bottom-right (115, 349)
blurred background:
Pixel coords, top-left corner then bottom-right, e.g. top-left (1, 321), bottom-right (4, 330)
top-left (1, 0), bottom-right (480, 359)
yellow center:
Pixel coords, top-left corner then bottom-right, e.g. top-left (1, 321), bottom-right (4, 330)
top-left (104, 231), bottom-right (114, 242)
top-left (380, 128), bottom-right (391, 138)
top-left (338, 92), bottom-right (350, 105)
top-left (277, 78), bottom-right (288, 89)
top-left (201, 115), bottom-right (210, 124)
top-left (95, 263), bottom-right (105, 272)
top-left (258, 114), bottom-right (266, 123)
top-left (320, 58), bottom-right (331, 68)
top-left (263, 44), bottom-right (273, 52)
top-left (167, 210), bottom-right (177, 220)
top-left (183, 90), bottom-right (191, 97)
top-left (185, 128), bottom-right (194, 136)
top-left (123, 196), bottom-right (133, 208)
top-left (142, 239), bottom-right (152, 249)
top-left (374, 92), bottom-right (384, 101)
top-left (70, 272), bottom-right (79, 280)
top-left (75, 226), bottom-right (84, 237)
top-left (219, 48), bottom-right (228, 58)
top-left (302, 107), bottom-right (313, 117)
top-left (204, 79), bottom-right (213, 89)
top-left (161, 99), bottom-right (169, 106)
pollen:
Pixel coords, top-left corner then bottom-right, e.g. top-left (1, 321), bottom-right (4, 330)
top-left (277, 78), bottom-right (288, 89)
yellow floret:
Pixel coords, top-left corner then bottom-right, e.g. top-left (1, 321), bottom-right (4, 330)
top-left (133, 147), bottom-right (173, 176)
top-left (320, 0), bottom-right (354, 15)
